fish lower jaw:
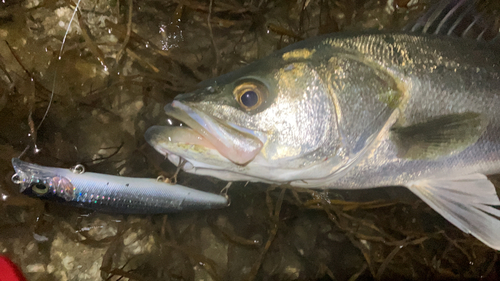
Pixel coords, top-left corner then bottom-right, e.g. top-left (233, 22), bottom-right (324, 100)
top-left (149, 139), bottom-right (225, 171)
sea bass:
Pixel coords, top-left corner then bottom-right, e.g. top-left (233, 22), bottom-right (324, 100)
top-left (145, 1), bottom-right (500, 249)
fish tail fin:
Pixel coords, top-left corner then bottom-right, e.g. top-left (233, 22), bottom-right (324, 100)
top-left (406, 174), bottom-right (500, 250)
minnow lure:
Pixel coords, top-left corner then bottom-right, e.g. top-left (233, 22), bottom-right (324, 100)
top-left (11, 158), bottom-right (228, 214)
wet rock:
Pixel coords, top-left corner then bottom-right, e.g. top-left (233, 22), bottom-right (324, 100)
top-left (292, 213), bottom-right (318, 257)
top-left (199, 225), bottom-right (228, 279)
top-left (194, 264), bottom-right (214, 281)
top-left (48, 232), bottom-right (106, 281)
top-left (117, 99), bottom-right (144, 136)
top-left (26, 263), bottom-right (46, 273)
top-left (1, 0), bottom-right (495, 280)
top-left (122, 228), bottom-right (155, 256)
top-left (12, 237), bottom-right (39, 266)
top-left (262, 246), bottom-right (304, 280)
top-left (106, 217), bottom-right (158, 273)
top-left (227, 245), bottom-right (255, 280)
top-left (81, 217), bottom-right (119, 241)
top-left (327, 231), bottom-right (347, 242)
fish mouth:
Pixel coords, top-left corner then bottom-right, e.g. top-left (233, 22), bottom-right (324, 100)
top-left (145, 100), bottom-right (264, 165)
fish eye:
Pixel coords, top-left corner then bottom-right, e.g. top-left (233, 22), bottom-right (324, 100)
top-left (31, 183), bottom-right (49, 195)
top-left (241, 91), bottom-right (258, 107)
top-left (234, 80), bottom-right (268, 112)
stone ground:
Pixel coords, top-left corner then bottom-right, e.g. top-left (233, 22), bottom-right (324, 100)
top-left (0, 0), bottom-right (499, 280)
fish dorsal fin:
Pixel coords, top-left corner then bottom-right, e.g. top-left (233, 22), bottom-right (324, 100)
top-left (404, 0), bottom-right (500, 42)
top-left (390, 112), bottom-right (488, 160)
top-left (407, 174), bottom-right (500, 250)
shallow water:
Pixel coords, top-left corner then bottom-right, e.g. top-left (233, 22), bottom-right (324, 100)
top-left (0, 0), bottom-right (499, 280)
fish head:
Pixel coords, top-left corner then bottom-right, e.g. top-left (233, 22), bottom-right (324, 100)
top-left (145, 50), bottom-right (347, 183)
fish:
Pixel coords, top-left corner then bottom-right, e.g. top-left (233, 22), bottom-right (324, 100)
top-left (11, 158), bottom-right (228, 214)
top-left (145, 0), bottom-right (500, 250)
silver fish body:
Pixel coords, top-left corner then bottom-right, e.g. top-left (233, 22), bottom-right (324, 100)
top-left (147, 32), bottom-right (500, 185)
top-left (281, 32), bottom-right (500, 189)
top-left (11, 158), bottom-right (228, 214)
top-left (145, 31), bottom-right (500, 249)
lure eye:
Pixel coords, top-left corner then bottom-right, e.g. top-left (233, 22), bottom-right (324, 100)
top-left (31, 183), bottom-right (49, 195)
top-left (234, 80), bottom-right (268, 112)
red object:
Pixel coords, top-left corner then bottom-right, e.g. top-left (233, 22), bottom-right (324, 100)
top-left (0, 256), bottom-right (27, 281)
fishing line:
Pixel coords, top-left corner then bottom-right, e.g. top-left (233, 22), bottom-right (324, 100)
top-left (18, 0), bottom-right (83, 159)
top-left (37, 0), bottom-right (83, 133)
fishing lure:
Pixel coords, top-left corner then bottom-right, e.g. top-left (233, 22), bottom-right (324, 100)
top-left (11, 158), bottom-right (228, 214)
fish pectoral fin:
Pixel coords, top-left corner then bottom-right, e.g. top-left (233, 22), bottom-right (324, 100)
top-left (390, 112), bottom-right (487, 160)
top-left (406, 174), bottom-right (500, 250)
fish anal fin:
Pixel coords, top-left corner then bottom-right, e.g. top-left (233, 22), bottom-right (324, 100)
top-left (390, 112), bottom-right (488, 160)
top-left (407, 174), bottom-right (500, 250)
